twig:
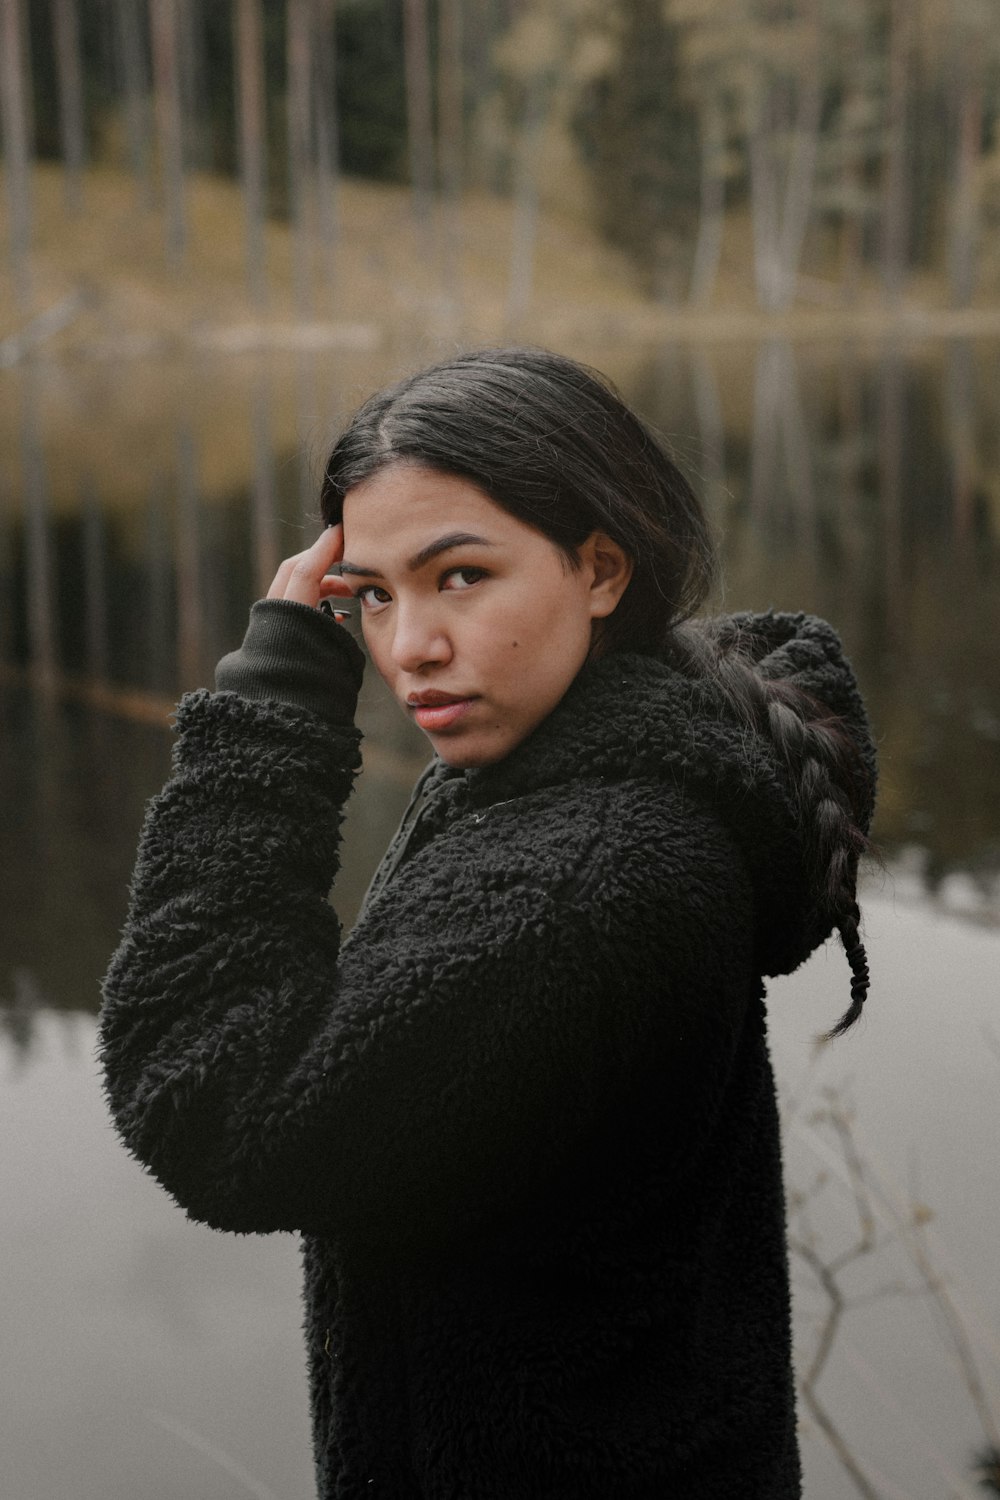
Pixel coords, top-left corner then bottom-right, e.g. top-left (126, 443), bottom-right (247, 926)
top-left (146, 1410), bottom-right (281, 1500)
top-left (787, 1083), bottom-right (1000, 1498)
top-left (904, 1216), bottom-right (1000, 1455)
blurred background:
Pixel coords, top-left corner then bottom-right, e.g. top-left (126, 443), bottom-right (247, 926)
top-left (1, 2), bottom-right (998, 1497)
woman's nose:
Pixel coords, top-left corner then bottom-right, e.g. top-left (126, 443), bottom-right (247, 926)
top-left (389, 605), bottom-right (452, 672)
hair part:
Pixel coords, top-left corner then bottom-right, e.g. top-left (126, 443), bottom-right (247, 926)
top-left (321, 346), bottom-right (874, 1035)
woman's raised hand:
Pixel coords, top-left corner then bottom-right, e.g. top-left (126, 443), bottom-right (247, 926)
top-left (266, 524), bottom-right (355, 615)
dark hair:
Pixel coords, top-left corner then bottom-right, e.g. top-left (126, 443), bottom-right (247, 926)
top-left (320, 346), bottom-right (714, 655)
top-left (320, 346), bottom-right (872, 1036)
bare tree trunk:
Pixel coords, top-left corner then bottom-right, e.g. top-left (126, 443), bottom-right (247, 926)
top-left (286, 0), bottom-right (314, 319)
top-left (177, 0), bottom-right (207, 167)
top-left (402, 0), bottom-right (435, 256)
top-left (234, 0), bottom-right (268, 307)
top-left (149, 0), bottom-right (186, 266)
top-left (313, 0), bottom-right (341, 302)
top-left (947, 43), bottom-right (983, 310)
top-left (0, 0), bottom-right (34, 311)
top-left (836, 24), bottom-right (865, 303)
top-left (749, 4), bottom-right (821, 313)
top-left (466, 0), bottom-right (492, 122)
top-left (437, 0), bottom-right (464, 315)
top-left (51, 0), bottom-right (86, 213)
top-left (688, 100), bottom-right (725, 307)
top-left (775, 2), bottom-right (821, 308)
top-left (115, 0), bottom-right (153, 208)
top-left (880, 0), bottom-right (911, 305)
top-left (506, 69), bottom-right (550, 330)
top-left (465, 0), bottom-right (505, 194)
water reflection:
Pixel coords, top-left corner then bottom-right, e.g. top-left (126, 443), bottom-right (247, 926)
top-left (1, 340), bottom-right (998, 1041)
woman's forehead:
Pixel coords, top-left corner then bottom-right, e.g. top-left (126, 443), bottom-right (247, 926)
top-left (340, 467), bottom-right (535, 573)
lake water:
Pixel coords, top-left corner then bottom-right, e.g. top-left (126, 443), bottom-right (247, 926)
top-left (1, 339), bottom-right (998, 1499)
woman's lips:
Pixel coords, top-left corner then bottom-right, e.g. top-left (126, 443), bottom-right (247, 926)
top-left (409, 697), bottom-right (476, 731)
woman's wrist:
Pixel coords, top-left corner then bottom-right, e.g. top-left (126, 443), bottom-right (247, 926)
top-left (214, 598), bottom-right (366, 725)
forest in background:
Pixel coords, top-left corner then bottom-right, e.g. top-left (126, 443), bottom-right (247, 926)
top-left (4, 0), bottom-right (1000, 328)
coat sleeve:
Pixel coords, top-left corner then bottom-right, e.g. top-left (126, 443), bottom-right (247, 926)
top-left (99, 688), bottom-right (752, 1254)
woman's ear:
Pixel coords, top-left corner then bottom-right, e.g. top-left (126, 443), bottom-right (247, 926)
top-left (581, 531), bottom-right (634, 619)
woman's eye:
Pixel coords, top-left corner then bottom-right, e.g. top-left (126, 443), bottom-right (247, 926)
top-left (355, 585), bottom-right (392, 610)
top-left (442, 567), bottom-right (486, 591)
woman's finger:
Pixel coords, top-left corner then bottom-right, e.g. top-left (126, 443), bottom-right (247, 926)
top-left (266, 552), bottom-right (305, 600)
top-left (266, 525), bottom-right (345, 606)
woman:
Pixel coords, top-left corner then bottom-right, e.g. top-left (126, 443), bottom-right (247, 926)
top-left (100, 346), bottom-right (876, 1499)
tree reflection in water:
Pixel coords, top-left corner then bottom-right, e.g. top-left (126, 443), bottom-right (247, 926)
top-left (1, 340), bottom-right (998, 1046)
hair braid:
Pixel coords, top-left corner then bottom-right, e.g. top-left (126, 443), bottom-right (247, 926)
top-left (671, 621), bottom-right (873, 1039)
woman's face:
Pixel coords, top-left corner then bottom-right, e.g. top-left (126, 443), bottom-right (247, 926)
top-left (340, 463), bottom-right (631, 767)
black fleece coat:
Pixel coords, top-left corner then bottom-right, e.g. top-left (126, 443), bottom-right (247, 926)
top-left (99, 603), bottom-right (875, 1499)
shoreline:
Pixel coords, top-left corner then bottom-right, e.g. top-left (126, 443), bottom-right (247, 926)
top-left (6, 298), bottom-right (1000, 370)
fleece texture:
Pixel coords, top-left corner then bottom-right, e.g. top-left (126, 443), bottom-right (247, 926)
top-left (99, 606), bottom-right (875, 1499)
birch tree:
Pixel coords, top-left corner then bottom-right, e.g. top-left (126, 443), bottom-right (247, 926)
top-left (234, 0), bottom-right (268, 306)
top-left (493, 0), bottom-right (610, 323)
top-left (502, 20), bottom-right (553, 326)
top-left (437, 0), bottom-right (464, 306)
top-left (811, 0), bottom-right (884, 299)
top-left (672, 0), bottom-right (748, 306)
top-left (402, 0), bottom-right (434, 252)
top-left (50, 0), bottom-right (86, 212)
top-left (177, 0), bottom-right (209, 169)
top-left (286, 0), bottom-right (314, 318)
top-left (149, 0), bottom-right (186, 265)
top-left (314, 0), bottom-right (341, 298)
top-left (114, 0), bottom-right (153, 208)
top-left (1, 0), bottom-right (34, 310)
top-left (747, 0), bottom-right (823, 312)
top-left (918, 0), bottom-right (1000, 307)
top-left (672, 0), bottom-right (825, 312)
top-left (946, 35), bottom-right (984, 308)
top-left (879, 0), bottom-right (912, 303)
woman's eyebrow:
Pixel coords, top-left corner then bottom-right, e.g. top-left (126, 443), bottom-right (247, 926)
top-left (338, 532), bottom-right (495, 578)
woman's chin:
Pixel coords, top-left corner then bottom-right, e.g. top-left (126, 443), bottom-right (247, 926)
top-left (425, 725), bottom-right (514, 770)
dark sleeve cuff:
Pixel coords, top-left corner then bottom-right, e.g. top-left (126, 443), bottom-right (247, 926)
top-left (214, 599), bottom-right (366, 725)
